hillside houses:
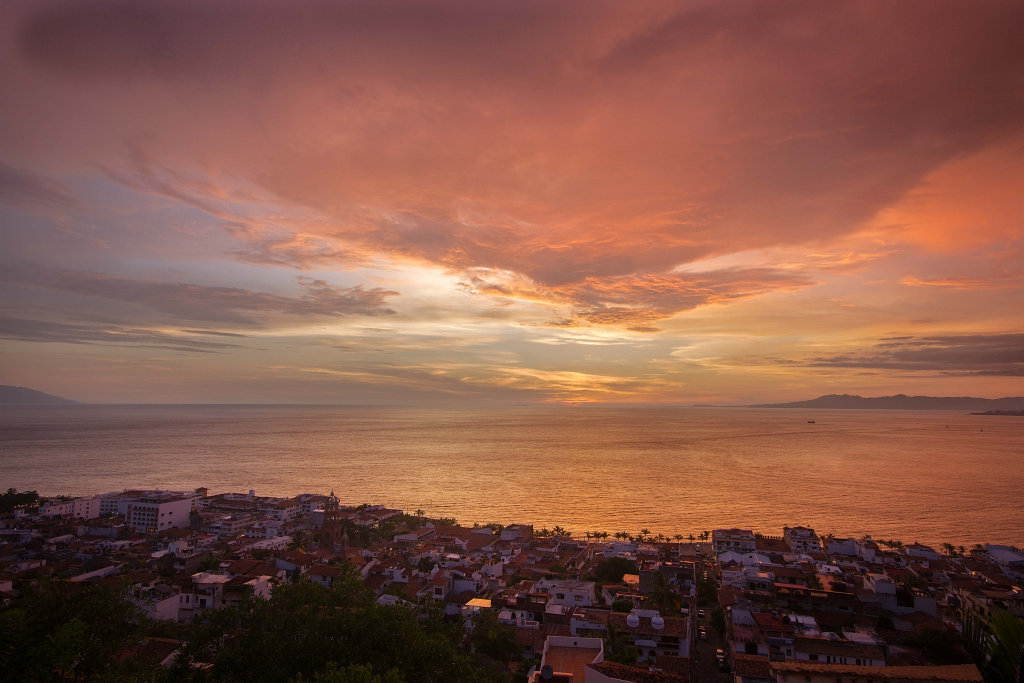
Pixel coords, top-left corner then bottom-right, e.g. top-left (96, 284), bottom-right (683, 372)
top-left (0, 489), bottom-right (1012, 682)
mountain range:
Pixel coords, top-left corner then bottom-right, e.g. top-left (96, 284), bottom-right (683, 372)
top-left (749, 393), bottom-right (1024, 411)
top-left (0, 385), bottom-right (79, 405)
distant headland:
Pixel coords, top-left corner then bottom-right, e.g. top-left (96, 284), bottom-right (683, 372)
top-left (748, 393), bottom-right (1024, 411)
top-left (0, 385), bottom-right (79, 405)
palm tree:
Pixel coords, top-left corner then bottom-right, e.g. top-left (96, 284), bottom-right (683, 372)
top-left (646, 571), bottom-right (682, 613)
top-left (604, 622), bottom-right (638, 665)
top-left (942, 542), bottom-right (956, 557)
top-left (965, 608), bottom-right (1024, 683)
top-left (986, 609), bottom-right (1024, 682)
top-left (688, 533), bottom-right (695, 542)
top-left (700, 530), bottom-right (710, 541)
top-left (287, 530), bottom-right (307, 552)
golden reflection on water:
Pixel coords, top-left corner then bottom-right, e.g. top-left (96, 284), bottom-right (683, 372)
top-left (1, 405), bottom-right (1022, 548)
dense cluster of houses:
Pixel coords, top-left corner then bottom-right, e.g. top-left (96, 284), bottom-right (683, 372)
top-left (2, 488), bottom-right (1022, 683)
top-left (709, 527), bottom-right (1024, 683)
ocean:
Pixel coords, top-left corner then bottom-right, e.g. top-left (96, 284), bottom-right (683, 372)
top-left (1, 404), bottom-right (1021, 548)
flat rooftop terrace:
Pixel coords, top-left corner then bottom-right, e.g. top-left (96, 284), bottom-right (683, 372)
top-left (543, 644), bottom-right (601, 681)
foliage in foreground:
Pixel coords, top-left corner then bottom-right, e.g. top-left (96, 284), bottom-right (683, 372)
top-left (0, 487), bottom-right (40, 513)
top-left (172, 576), bottom-right (506, 683)
top-left (591, 557), bottom-right (637, 584)
top-left (0, 579), bottom-right (149, 682)
top-left (0, 574), bottom-right (508, 683)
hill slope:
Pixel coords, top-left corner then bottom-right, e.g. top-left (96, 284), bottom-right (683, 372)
top-left (0, 385), bottom-right (80, 405)
top-left (750, 393), bottom-right (1024, 411)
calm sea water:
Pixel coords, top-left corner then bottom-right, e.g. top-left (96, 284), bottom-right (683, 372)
top-left (1, 405), bottom-right (1021, 548)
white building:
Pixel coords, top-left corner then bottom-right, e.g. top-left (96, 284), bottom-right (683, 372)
top-left (39, 496), bottom-right (101, 519)
top-left (101, 489), bottom-right (198, 517)
top-left (126, 493), bottom-right (194, 533)
top-left (713, 528), bottom-right (756, 554)
top-left (177, 572), bottom-right (272, 622)
top-left (826, 537), bottom-right (858, 556)
top-left (986, 545), bottom-right (1024, 575)
top-left (862, 573), bottom-right (897, 613)
top-left (535, 577), bottom-right (596, 606)
top-left (903, 543), bottom-right (941, 561)
top-left (784, 526), bottom-right (822, 554)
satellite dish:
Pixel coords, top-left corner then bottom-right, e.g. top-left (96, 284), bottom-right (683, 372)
top-left (541, 664), bottom-right (554, 679)
top-left (626, 612), bottom-right (640, 628)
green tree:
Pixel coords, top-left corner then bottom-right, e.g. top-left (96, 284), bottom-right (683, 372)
top-left (611, 599), bottom-right (633, 613)
top-left (470, 609), bottom-right (519, 663)
top-left (593, 557), bottom-right (638, 583)
top-left (288, 530), bottom-right (308, 551)
top-left (173, 578), bottom-right (503, 683)
top-left (0, 579), bottom-right (148, 681)
top-left (0, 487), bottom-right (40, 513)
top-left (603, 622), bottom-right (638, 665)
top-left (965, 609), bottom-right (1024, 683)
top-left (645, 572), bottom-right (681, 613)
top-left (197, 555), bottom-right (221, 572)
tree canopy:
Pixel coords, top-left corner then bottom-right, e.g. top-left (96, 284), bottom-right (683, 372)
top-left (592, 557), bottom-right (637, 584)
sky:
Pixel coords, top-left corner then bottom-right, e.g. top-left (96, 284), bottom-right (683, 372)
top-left (1, 0), bottom-right (1022, 405)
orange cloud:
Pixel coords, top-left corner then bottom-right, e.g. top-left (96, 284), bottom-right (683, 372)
top-left (3, 1), bottom-right (1024, 402)
top-left (6, 0), bottom-right (1023, 297)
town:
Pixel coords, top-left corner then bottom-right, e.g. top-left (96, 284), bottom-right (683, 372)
top-left (1, 486), bottom-right (1022, 683)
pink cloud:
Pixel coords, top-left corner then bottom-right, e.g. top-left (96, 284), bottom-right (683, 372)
top-left (3, 0), bottom-right (1023, 329)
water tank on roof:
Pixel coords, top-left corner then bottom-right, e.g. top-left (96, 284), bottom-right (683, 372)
top-left (651, 615), bottom-right (665, 630)
top-left (627, 612), bottom-right (640, 628)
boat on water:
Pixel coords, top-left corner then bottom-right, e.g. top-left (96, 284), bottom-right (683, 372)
top-left (807, 419), bottom-right (815, 424)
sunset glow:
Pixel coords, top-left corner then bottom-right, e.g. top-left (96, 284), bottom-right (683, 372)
top-left (2, 0), bottom-right (1022, 404)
